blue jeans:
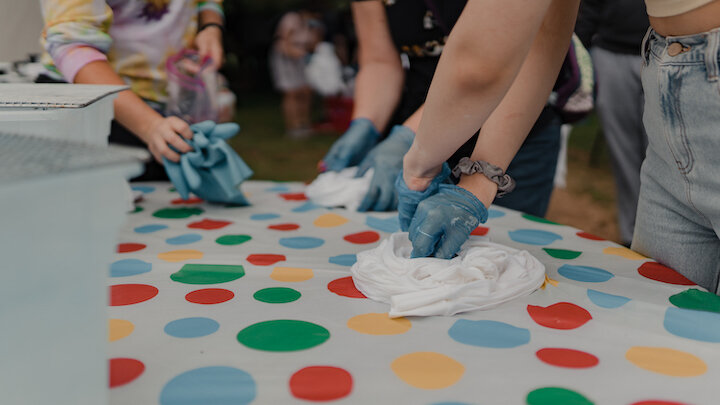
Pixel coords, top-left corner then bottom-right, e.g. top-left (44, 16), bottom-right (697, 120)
top-left (632, 28), bottom-right (720, 293)
top-left (495, 112), bottom-right (561, 218)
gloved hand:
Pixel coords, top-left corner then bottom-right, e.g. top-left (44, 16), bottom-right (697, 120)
top-left (395, 163), bottom-right (451, 231)
top-left (408, 184), bottom-right (489, 259)
top-left (356, 125), bottom-right (415, 212)
top-left (321, 118), bottom-right (380, 172)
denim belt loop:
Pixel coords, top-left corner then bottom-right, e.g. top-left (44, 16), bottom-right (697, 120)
top-left (706, 31), bottom-right (720, 82)
top-left (641, 27), bottom-right (653, 65)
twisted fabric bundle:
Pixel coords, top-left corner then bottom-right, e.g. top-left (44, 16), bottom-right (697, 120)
top-left (305, 167), bottom-right (373, 211)
top-left (163, 121), bottom-right (253, 205)
top-left (351, 232), bottom-right (545, 317)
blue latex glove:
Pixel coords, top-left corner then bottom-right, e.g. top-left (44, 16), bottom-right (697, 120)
top-left (321, 118), bottom-right (380, 172)
top-left (356, 125), bottom-right (415, 212)
top-left (408, 184), bottom-right (489, 259)
top-left (395, 163), bottom-right (451, 231)
top-left (163, 121), bottom-right (253, 205)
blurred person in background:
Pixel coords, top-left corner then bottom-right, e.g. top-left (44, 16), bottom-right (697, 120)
top-left (269, 10), bottom-right (324, 139)
top-left (39, 0), bottom-right (226, 180)
top-left (576, 0), bottom-right (650, 247)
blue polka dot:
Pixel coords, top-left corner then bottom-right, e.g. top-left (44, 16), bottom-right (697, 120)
top-left (132, 185), bottom-right (155, 194)
top-left (448, 319), bottom-right (530, 348)
top-left (558, 264), bottom-right (614, 283)
top-left (265, 185), bottom-right (290, 192)
top-left (487, 209), bottom-right (505, 219)
top-left (166, 233), bottom-right (203, 245)
top-left (587, 289), bottom-right (631, 308)
top-left (110, 259), bottom-right (152, 277)
top-left (292, 201), bottom-right (322, 213)
top-left (329, 254), bottom-right (357, 267)
top-left (250, 213), bottom-right (281, 221)
top-left (160, 366), bottom-right (256, 405)
top-left (164, 317), bottom-right (220, 338)
top-left (134, 224), bottom-right (168, 234)
top-left (279, 237), bottom-right (325, 249)
top-left (508, 229), bottom-right (562, 245)
top-left (664, 307), bottom-right (720, 343)
top-left (365, 216), bottom-right (400, 233)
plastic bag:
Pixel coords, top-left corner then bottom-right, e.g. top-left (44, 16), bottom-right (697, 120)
top-left (165, 49), bottom-right (219, 123)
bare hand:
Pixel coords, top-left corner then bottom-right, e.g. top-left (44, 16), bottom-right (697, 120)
top-left (142, 116), bottom-right (194, 163)
top-left (195, 26), bottom-right (223, 71)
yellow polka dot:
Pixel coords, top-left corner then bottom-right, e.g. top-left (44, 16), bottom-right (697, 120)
top-left (108, 319), bottom-right (134, 342)
top-left (157, 249), bottom-right (204, 262)
top-left (391, 352), bottom-right (465, 389)
top-left (347, 313), bottom-right (412, 335)
top-left (270, 266), bottom-right (314, 282)
top-left (313, 213), bottom-right (349, 228)
top-left (603, 247), bottom-right (647, 260)
top-left (626, 346), bottom-right (707, 377)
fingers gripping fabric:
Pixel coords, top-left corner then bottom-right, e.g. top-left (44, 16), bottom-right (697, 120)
top-left (351, 232), bottom-right (546, 317)
top-left (163, 121), bottom-right (253, 205)
top-left (305, 167), bottom-right (373, 211)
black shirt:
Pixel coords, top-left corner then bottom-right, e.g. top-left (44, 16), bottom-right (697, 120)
top-left (575, 0), bottom-right (649, 55)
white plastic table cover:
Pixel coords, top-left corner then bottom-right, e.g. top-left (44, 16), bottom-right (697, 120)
top-left (110, 181), bottom-right (720, 405)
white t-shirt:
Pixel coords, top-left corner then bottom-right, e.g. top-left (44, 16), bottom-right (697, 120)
top-left (645, 0), bottom-right (716, 17)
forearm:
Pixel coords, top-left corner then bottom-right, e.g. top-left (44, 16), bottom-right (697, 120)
top-left (459, 0), bottom-right (580, 207)
top-left (352, 61), bottom-right (404, 132)
top-left (402, 104), bottom-right (424, 132)
top-left (405, 0), bottom-right (554, 178)
top-left (74, 59), bottom-right (161, 143)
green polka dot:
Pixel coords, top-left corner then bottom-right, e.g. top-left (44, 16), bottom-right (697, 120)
top-left (168, 186), bottom-right (176, 192)
top-left (253, 287), bottom-right (301, 303)
top-left (543, 248), bottom-right (582, 260)
top-left (526, 387), bottom-right (593, 405)
top-left (522, 214), bottom-right (560, 225)
top-left (170, 264), bottom-right (245, 284)
top-left (131, 206), bottom-right (144, 214)
top-left (237, 320), bottom-right (329, 351)
top-left (152, 207), bottom-right (203, 219)
top-left (670, 289), bottom-right (720, 313)
top-left (216, 234), bottom-right (252, 246)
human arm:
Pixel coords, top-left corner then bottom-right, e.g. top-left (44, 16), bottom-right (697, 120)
top-left (321, 1), bottom-right (404, 171)
top-left (400, 0), bottom-right (580, 258)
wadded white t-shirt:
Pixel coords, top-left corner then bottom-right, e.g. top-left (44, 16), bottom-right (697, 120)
top-left (351, 232), bottom-right (546, 317)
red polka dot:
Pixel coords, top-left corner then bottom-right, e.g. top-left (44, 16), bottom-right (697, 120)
top-left (109, 358), bottom-right (145, 388)
top-left (110, 284), bottom-right (158, 306)
top-left (185, 288), bottom-right (234, 304)
top-left (280, 193), bottom-right (308, 201)
top-left (631, 401), bottom-right (689, 405)
top-left (187, 218), bottom-right (232, 230)
top-left (268, 223), bottom-right (300, 231)
top-left (171, 197), bottom-right (204, 205)
top-left (638, 262), bottom-right (695, 286)
top-left (328, 277), bottom-right (366, 299)
top-left (343, 231), bottom-right (380, 244)
top-left (471, 226), bottom-right (489, 236)
top-left (290, 366), bottom-right (353, 401)
top-left (246, 254), bottom-right (286, 266)
top-left (117, 243), bottom-right (146, 253)
top-left (527, 302), bottom-right (592, 330)
top-left (536, 348), bottom-right (599, 368)
top-left (576, 231), bottom-right (605, 241)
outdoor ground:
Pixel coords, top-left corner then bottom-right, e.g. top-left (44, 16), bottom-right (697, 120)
top-left (230, 92), bottom-right (621, 244)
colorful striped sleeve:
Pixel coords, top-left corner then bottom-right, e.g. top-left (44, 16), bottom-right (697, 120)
top-left (40, 0), bottom-right (113, 82)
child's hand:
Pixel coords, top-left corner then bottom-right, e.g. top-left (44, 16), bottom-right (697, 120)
top-left (195, 25), bottom-right (223, 71)
top-left (141, 116), bottom-right (194, 163)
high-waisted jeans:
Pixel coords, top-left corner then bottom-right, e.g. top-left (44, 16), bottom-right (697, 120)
top-left (632, 28), bottom-right (720, 293)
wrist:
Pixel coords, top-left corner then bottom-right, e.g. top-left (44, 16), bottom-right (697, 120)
top-left (136, 112), bottom-right (164, 145)
top-left (457, 173), bottom-right (497, 209)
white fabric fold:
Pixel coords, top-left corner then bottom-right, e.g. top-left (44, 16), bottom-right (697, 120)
top-left (351, 232), bottom-right (546, 317)
top-left (305, 167), bottom-right (372, 211)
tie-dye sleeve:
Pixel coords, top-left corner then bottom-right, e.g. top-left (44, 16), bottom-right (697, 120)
top-left (197, 1), bottom-right (224, 21)
top-left (40, 0), bottom-right (113, 82)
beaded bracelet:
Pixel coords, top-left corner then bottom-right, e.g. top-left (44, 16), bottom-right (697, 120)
top-left (452, 157), bottom-right (516, 197)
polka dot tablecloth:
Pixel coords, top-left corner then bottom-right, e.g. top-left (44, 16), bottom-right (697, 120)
top-left (110, 182), bottom-right (720, 405)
